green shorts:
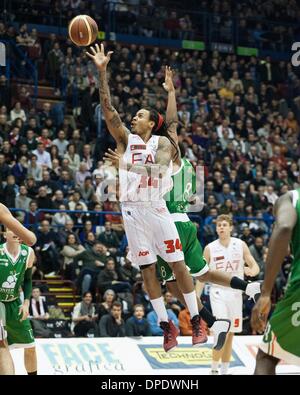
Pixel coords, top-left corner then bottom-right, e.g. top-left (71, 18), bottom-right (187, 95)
top-left (0, 299), bottom-right (35, 349)
top-left (157, 220), bottom-right (209, 282)
top-left (260, 283), bottom-right (300, 365)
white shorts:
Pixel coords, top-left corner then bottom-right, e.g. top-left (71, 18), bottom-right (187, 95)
top-left (122, 201), bottom-right (184, 266)
top-left (210, 287), bottom-right (243, 333)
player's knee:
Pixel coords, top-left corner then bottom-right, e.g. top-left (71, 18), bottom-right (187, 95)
top-left (140, 263), bottom-right (156, 280)
top-left (169, 260), bottom-right (186, 273)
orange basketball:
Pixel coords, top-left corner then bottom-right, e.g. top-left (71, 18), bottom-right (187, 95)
top-left (68, 15), bottom-right (98, 46)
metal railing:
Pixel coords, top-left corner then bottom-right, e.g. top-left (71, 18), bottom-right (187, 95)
top-left (10, 207), bottom-right (274, 242)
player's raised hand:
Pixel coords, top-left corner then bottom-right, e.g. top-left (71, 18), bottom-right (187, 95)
top-left (163, 66), bottom-right (175, 93)
top-left (86, 43), bottom-right (113, 71)
top-left (104, 148), bottom-right (123, 168)
top-left (250, 295), bottom-right (271, 333)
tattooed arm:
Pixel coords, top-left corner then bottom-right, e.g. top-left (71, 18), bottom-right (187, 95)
top-left (163, 66), bottom-right (179, 144)
top-left (87, 44), bottom-right (129, 146)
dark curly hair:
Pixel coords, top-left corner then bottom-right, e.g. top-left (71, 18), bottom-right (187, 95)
top-left (147, 109), bottom-right (179, 161)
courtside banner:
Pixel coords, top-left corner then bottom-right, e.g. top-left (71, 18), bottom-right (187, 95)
top-left (11, 336), bottom-right (300, 375)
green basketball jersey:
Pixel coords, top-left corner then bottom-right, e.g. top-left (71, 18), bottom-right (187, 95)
top-left (288, 189), bottom-right (300, 288)
top-left (0, 243), bottom-right (30, 302)
top-left (164, 158), bottom-right (196, 214)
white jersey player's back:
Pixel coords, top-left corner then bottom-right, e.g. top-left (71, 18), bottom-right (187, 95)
top-left (208, 237), bottom-right (245, 294)
top-left (119, 133), bottom-right (173, 202)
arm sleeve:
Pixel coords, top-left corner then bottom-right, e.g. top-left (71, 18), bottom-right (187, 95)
top-left (23, 267), bottom-right (32, 300)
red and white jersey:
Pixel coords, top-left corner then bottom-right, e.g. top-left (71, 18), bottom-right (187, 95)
top-left (119, 133), bottom-right (173, 202)
top-left (208, 237), bottom-right (244, 295)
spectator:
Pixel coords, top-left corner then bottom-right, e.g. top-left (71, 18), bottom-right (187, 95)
top-left (79, 176), bottom-right (95, 203)
top-left (99, 301), bottom-right (126, 337)
top-left (35, 220), bottom-right (61, 274)
top-left (97, 221), bottom-right (120, 255)
top-left (29, 287), bottom-right (53, 338)
top-left (61, 233), bottom-right (85, 277)
top-left (10, 102), bottom-right (27, 122)
top-left (96, 289), bottom-right (116, 321)
top-left (249, 237), bottom-right (266, 279)
top-left (71, 292), bottom-right (98, 337)
top-left (75, 162), bottom-right (91, 187)
top-left (15, 185), bottom-right (31, 221)
top-left (57, 219), bottom-right (80, 246)
top-left (32, 143), bottom-right (52, 169)
top-left (119, 254), bottom-right (141, 285)
top-left (52, 130), bottom-right (69, 157)
top-left (52, 204), bottom-right (72, 230)
top-left (27, 154), bottom-right (43, 181)
top-left (97, 258), bottom-right (132, 295)
top-left (73, 241), bottom-right (107, 295)
top-left (164, 291), bottom-right (182, 317)
top-left (64, 143), bottom-right (80, 173)
top-left (125, 304), bottom-right (152, 337)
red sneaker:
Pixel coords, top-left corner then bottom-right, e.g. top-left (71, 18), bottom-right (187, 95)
top-left (160, 320), bottom-right (179, 352)
top-left (191, 315), bottom-right (207, 347)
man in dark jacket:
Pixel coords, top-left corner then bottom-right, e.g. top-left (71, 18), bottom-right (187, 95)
top-left (73, 241), bottom-right (107, 295)
top-left (125, 304), bottom-right (151, 337)
top-left (97, 258), bottom-right (132, 294)
top-left (97, 221), bottom-right (120, 255)
top-left (99, 301), bottom-right (125, 337)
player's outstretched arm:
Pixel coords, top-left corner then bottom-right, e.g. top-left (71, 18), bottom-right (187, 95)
top-left (251, 192), bottom-right (297, 332)
top-left (163, 66), bottom-right (179, 144)
top-left (0, 203), bottom-right (36, 246)
top-left (86, 43), bottom-right (129, 146)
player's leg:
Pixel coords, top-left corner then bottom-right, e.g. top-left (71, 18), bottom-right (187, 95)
top-left (254, 348), bottom-right (279, 375)
top-left (199, 270), bottom-right (261, 302)
top-left (24, 347), bottom-right (37, 375)
top-left (0, 302), bottom-right (15, 375)
top-left (167, 280), bottom-right (230, 349)
top-left (220, 332), bottom-right (234, 374)
top-left (122, 206), bottom-right (179, 352)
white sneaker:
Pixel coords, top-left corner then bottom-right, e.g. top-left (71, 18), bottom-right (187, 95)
top-left (210, 370), bottom-right (219, 375)
top-left (245, 282), bottom-right (261, 302)
top-left (210, 319), bottom-right (231, 350)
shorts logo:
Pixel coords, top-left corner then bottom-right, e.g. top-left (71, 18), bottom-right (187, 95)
top-left (234, 318), bottom-right (240, 328)
top-left (139, 251), bottom-right (150, 257)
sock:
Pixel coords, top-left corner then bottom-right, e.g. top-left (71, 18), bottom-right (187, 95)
top-left (182, 290), bottom-right (199, 318)
top-left (150, 296), bottom-right (168, 323)
top-left (230, 276), bottom-right (247, 291)
top-left (199, 306), bottom-right (216, 328)
top-left (221, 362), bottom-right (229, 375)
top-left (28, 371), bottom-right (37, 375)
top-left (211, 361), bottom-right (219, 371)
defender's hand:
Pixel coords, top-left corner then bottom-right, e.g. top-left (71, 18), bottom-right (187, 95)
top-left (251, 295), bottom-right (271, 333)
top-left (163, 66), bottom-right (175, 93)
top-left (19, 303), bottom-right (29, 322)
top-left (86, 43), bottom-right (113, 71)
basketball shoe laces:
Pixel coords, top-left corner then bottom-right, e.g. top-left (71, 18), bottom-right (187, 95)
top-left (191, 315), bottom-right (202, 337)
top-left (160, 321), bottom-right (173, 344)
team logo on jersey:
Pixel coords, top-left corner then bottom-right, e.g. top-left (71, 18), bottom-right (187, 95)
top-left (214, 256), bottom-right (225, 261)
top-left (1, 273), bottom-right (18, 289)
top-left (21, 250), bottom-right (28, 256)
top-left (130, 144), bottom-right (146, 150)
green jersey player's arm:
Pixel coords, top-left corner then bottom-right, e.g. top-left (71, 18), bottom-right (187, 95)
top-left (0, 203), bottom-right (36, 246)
top-left (203, 246), bottom-right (211, 265)
top-left (23, 248), bottom-right (35, 303)
top-left (261, 192), bottom-right (297, 297)
top-left (242, 242), bottom-right (260, 277)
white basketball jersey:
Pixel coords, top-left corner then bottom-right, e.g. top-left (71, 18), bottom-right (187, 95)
top-left (208, 237), bottom-right (245, 295)
top-left (119, 133), bottom-right (173, 202)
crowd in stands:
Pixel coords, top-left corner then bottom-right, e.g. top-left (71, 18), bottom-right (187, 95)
top-left (1, 2), bottom-right (300, 337)
top-left (3, 0), bottom-right (300, 49)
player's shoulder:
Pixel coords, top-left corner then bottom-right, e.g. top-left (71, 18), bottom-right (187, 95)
top-left (158, 135), bottom-right (171, 147)
top-left (207, 239), bottom-right (219, 248)
top-left (231, 237), bottom-right (244, 246)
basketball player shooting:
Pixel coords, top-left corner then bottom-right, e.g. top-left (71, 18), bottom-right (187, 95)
top-left (87, 43), bottom-right (203, 352)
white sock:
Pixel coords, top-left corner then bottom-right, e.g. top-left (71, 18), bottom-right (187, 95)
top-left (182, 290), bottom-right (199, 318)
top-left (211, 361), bottom-right (219, 371)
top-left (221, 362), bottom-right (230, 375)
top-left (150, 296), bottom-right (168, 323)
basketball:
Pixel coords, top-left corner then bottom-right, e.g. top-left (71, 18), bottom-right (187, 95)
top-left (68, 15), bottom-right (98, 46)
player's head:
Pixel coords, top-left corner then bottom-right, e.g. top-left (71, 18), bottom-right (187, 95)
top-left (3, 228), bottom-right (21, 244)
top-left (216, 215), bottom-right (233, 239)
top-left (131, 108), bottom-right (166, 136)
